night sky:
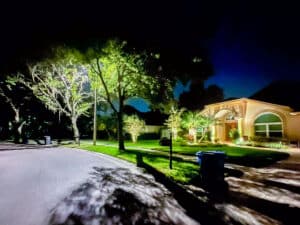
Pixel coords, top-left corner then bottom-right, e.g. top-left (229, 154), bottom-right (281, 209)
top-left (205, 1), bottom-right (300, 98)
top-left (1, 1), bottom-right (299, 102)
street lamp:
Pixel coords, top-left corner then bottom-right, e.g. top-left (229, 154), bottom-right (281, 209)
top-left (169, 129), bottom-right (173, 169)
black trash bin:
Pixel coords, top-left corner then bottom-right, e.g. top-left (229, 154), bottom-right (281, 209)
top-left (44, 136), bottom-right (51, 145)
top-left (196, 151), bottom-right (226, 187)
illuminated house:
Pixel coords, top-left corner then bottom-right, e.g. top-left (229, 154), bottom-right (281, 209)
top-left (201, 98), bottom-right (300, 142)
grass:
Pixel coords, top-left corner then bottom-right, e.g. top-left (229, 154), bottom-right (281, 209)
top-left (70, 142), bottom-right (199, 184)
top-left (67, 139), bottom-right (289, 183)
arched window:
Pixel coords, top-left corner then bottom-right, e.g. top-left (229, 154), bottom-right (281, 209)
top-left (254, 113), bottom-right (283, 137)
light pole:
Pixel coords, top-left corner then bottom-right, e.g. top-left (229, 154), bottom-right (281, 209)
top-left (93, 88), bottom-right (97, 146)
top-left (169, 129), bottom-right (173, 169)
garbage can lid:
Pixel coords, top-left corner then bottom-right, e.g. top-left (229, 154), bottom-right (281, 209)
top-left (205, 150), bottom-right (225, 154)
top-left (213, 151), bottom-right (225, 154)
top-left (195, 151), bottom-right (204, 156)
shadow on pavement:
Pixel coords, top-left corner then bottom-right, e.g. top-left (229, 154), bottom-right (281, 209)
top-left (49, 153), bottom-right (300, 225)
top-left (49, 167), bottom-right (200, 225)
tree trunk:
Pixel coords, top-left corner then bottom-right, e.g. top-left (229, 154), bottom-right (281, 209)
top-left (117, 112), bottom-right (125, 151)
top-left (191, 128), bottom-right (197, 144)
top-left (198, 128), bottom-right (207, 143)
top-left (193, 133), bottom-right (197, 144)
top-left (13, 122), bottom-right (21, 143)
top-left (105, 129), bottom-right (113, 141)
top-left (72, 117), bottom-right (80, 145)
top-left (173, 128), bottom-right (178, 140)
top-left (132, 134), bottom-right (137, 143)
top-left (12, 109), bottom-right (23, 143)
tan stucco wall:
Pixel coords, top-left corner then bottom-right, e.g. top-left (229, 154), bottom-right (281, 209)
top-left (243, 100), bottom-right (292, 138)
top-left (143, 125), bottom-right (162, 134)
top-left (286, 114), bottom-right (300, 141)
top-left (203, 98), bottom-right (300, 142)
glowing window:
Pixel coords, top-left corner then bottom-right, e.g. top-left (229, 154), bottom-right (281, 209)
top-left (254, 113), bottom-right (283, 137)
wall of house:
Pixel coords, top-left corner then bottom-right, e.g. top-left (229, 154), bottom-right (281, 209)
top-left (286, 114), bottom-right (300, 141)
top-left (203, 98), bottom-right (300, 142)
top-left (243, 100), bottom-right (292, 139)
top-left (143, 125), bottom-right (163, 134)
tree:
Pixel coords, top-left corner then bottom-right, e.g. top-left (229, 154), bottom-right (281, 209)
top-left (197, 114), bottom-right (215, 142)
top-left (87, 40), bottom-right (170, 150)
top-left (164, 106), bottom-right (185, 140)
top-left (124, 114), bottom-right (145, 143)
top-left (26, 48), bottom-right (91, 144)
top-left (0, 75), bottom-right (28, 143)
top-left (97, 114), bottom-right (118, 140)
top-left (179, 81), bottom-right (224, 110)
top-left (181, 111), bottom-right (202, 143)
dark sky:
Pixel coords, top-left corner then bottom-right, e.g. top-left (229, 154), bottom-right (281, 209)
top-left (1, 0), bottom-right (299, 100)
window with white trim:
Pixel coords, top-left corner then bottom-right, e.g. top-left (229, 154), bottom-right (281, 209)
top-left (254, 113), bottom-right (283, 137)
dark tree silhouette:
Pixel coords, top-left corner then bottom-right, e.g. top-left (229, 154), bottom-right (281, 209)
top-left (179, 80), bottom-right (224, 110)
top-left (251, 80), bottom-right (300, 111)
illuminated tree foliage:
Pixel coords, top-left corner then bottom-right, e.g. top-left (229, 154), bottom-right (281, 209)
top-left (181, 111), bottom-right (215, 143)
top-left (181, 111), bottom-right (202, 143)
top-left (197, 114), bottom-right (215, 142)
top-left (164, 106), bottom-right (185, 140)
top-left (26, 48), bottom-right (91, 144)
top-left (124, 114), bottom-right (145, 143)
top-left (88, 40), bottom-right (171, 150)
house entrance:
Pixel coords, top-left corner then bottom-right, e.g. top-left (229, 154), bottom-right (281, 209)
top-left (225, 121), bottom-right (238, 141)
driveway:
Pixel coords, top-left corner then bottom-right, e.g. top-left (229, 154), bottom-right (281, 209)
top-left (0, 146), bottom-right (198, 225)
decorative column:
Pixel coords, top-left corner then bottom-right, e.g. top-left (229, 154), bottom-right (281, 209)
top-left (211, 124), bottom-right (216, 143)
top-left (238, 118), bottom-right (243, 139)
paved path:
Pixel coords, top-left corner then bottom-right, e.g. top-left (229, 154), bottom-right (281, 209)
top-left (0, 145), bottom-right (198, 225)
top-left (0, 146), bottom-right (134, 225)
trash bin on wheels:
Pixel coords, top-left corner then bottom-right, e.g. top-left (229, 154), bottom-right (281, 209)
top-left (44, 136), bottom-right (52, 145)
top-left (195, 151), bottom-right (226, 189)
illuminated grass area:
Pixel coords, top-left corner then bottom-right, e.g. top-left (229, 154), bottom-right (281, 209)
top-left (78, 139), bottom-right (289, 166)
top-left (71, 143), bottom-right (199, 183)
top-left (67, 139), bottom-right (289, 183)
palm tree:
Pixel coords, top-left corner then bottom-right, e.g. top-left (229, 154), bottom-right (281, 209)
top-left (182, 111), bottom-right (215, 143)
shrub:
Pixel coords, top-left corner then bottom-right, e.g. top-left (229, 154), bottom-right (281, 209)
top-left (159, 137), bottom-right (171, 146)
top-left (249, 136), bottom-right (285, 143)
top-left (229, 128), bottom-right (240, 141)
top-left (249, 136), bottom-right (288, 149)
top-left (139, 133), bottom-right (160, 140)
top-left (124, 115), bottom-right (145, 143)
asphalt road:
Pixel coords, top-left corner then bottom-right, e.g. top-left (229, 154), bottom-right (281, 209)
top-left (0, 146), bottom-right (198, 225)
top-left (0, 147), bottom-right (135, 225)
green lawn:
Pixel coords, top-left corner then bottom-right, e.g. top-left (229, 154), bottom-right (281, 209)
top-left (79, 139), bottom-right (289, 166)
top-left (67, 139), bottom-right (289, 183)
top-left (72, 143), bottom-right (199, 183)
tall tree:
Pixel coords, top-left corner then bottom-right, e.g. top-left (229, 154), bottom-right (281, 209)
top-left (25, 48), bottom-right (91, 144)
top-left (142, 47), bottom-right (214, 113)
top-left (179, 81), bottom-right (224, 110)
top-left (87, 40), bottom-right (171, 150)
top-left (164, 106), bottom-right (185, 140)
top-left (0, 75), bottom-right (29, 143)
